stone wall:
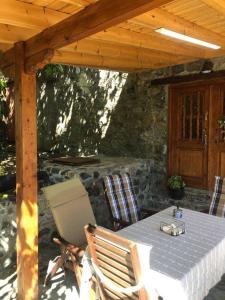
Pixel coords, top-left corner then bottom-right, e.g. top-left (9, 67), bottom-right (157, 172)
top-left (37, 65), bottom-right (127, 155)
top-left (41, 157), bottom-right (155, 228)
top-left (100, 73), bottom-right (169, 196)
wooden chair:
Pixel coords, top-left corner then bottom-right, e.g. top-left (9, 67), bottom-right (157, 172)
top-left (42, 177), bottom-right (96, 286)
top-left (103, 173), bottom-right (158, 229)
top-left (209, 176), bottom-right (225, 217)
top-left (84, 224), bottom-right (149, 300)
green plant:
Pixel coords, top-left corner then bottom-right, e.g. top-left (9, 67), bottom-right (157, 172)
top-left (168, 175), bottom-right (185, 190)
top-left (39, 64), bottom-right (64, 81)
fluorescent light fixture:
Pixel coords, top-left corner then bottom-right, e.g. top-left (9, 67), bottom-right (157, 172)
top-left (155, 28), bottom-right (221, 50)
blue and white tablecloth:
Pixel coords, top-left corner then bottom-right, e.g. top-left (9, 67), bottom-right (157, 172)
top-left (118, 206), bottom-right (225, 300)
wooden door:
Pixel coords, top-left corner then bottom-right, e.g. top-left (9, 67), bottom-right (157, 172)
top-left (208, 84), bottom-right (225, 188)
top-left (169, 85), bottom-right (209, 188)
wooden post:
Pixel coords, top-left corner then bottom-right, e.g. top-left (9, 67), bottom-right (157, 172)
top-left (14, 42), bottom-right (38, 300)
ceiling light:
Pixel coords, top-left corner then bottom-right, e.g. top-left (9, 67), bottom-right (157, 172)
top-left (155, 28), bottom-right (221, 50)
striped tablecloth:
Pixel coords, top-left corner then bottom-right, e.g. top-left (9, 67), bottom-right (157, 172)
top-left (117, 206), bottom-right (225, 300)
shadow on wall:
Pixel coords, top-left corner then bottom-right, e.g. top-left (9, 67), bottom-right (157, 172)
top-left (37, 65), bottom-right (128, 156)
top-left (100, 72), bottom-right (168, 162)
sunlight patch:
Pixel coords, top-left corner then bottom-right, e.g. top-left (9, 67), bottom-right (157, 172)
top-left (98, 70), bottom-right (128, 137)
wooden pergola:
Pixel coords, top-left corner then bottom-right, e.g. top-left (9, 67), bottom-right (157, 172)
top-left (1, 0), bottom-right (225, 299)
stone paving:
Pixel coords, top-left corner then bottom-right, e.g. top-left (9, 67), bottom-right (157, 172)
top-left (0, 240), bottom-right (80, 300)
top-left (1, 250), bottom-right (225, 300)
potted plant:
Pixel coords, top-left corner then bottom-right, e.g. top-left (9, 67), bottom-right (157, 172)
top-left (167, 175), bottom-right (185, 200)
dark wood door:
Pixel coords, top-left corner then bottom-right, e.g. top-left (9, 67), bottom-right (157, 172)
top-left (169, 85), bottom-right (209, 188)
top-left (208, 84), bottom-right (225, 189)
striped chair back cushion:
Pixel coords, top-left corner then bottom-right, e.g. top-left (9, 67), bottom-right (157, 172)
top-left (103, 173), bottom-right (140, 224)
top-left (209, 176), bottom-right (225, 217)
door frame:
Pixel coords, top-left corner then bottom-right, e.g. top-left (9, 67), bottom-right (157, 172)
top-left (168, 78), bottom-right (225, 190)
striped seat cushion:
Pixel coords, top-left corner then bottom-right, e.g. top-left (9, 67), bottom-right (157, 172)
top-left (209, 176), bottom-right (225, 217)
top-left (103, 173), bottom-right (140, 224)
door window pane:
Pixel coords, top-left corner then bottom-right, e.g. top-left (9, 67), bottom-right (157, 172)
top-left (181, 92), bottom-right (204, 141)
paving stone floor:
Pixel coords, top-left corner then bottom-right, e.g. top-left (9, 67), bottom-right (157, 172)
top-left (1, 244), bottom-right (225, 300)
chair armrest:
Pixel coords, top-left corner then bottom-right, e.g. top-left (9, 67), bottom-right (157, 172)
top-left (52, 234), bottom-right (84, 260)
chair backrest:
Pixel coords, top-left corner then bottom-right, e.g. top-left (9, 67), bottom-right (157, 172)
top-left (103, 173), bottom-right (140, 224)
top-left (84, 224), bottom-right (148, 300)
top-left (42, 177), bottom-right (96, 245)
top-left (209, 176), bottom-right (225, 217)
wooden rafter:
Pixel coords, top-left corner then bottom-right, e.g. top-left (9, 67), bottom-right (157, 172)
top-left (63, 39), bottom-right (193, 63)
top-left (0, 0), bottom-right (177, 71)
top-left (24, 0), bottom-right (175, 59)
top-left (53, 49), bottom-right (196, 71)
top-left (1, 0), bottom-right (225, 71)
top-left (25, 49), bottom-right (54, 74)
top-left (1, 0), bottom-right (225, 52)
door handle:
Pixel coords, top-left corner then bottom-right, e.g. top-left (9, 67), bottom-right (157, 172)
top-left (202, 128), bottom-right (207, 146)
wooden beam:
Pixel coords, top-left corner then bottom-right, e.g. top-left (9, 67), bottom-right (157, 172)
top-left (25, 0), bottom-right (175, 59)
top-left (53, 49), bottom-right (197, 71)
top-left (14, 42), bottom-right (38, 300)
top-left (1, 0), bottom-right (225, 55)
top-left (201, 0), bottom-right (225, 16)
top-left (25, 49), bottom-right (54, 74)
top-left (151, 70), bottom-right (225, 85)
top-left (92, 27), bottom-right (205, 58)
top-left (0, 25), bottom-right (205, 58)
top-left (53, 50), bottom-right (159, 70)
top-left (63, 39), bottom-right (193, 64)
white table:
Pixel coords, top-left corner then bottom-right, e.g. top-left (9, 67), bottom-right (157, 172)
top-left (117, 206), bottom-right (225, 300)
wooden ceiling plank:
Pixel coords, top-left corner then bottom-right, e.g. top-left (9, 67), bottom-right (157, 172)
top-left (0, 24), bottom-right (36, 44)
top-left (131, 8), bottom-right (225, 49)
top-left (24, 0), bottom-right (176, 59)
top-left (53, 49), bottom-right (169, 70)
top-left (58, 0), bottom-right (91, 6)
top-left (0, 0), bottom-right (68, 30)
top-left (201, 0), bottom-right (225, 17)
